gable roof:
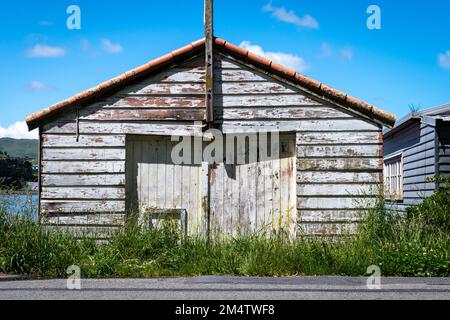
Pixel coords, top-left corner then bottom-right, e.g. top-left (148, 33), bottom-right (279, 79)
top-left (25, 37), bottom-right (396, 130)
top-left (383, 102), bottom-right (450, 138)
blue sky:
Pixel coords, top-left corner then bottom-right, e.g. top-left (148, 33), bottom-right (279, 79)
top-left (0, 0), bottom-right (449, 138)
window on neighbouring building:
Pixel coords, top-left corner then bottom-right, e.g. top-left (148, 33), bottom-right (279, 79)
top-left (384, 154), bottom-right (403, 200)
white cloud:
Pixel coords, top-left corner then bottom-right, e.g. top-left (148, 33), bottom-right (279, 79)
top-left (27, 44), bottom-right (66, 58)
top-left (239, 41), bottom-right (307, 72)
top-left (101, 39), bottom-right (123, 54)
top-left (26, 80), bottom-right (55, 92)
top-left (263, 2), bottom-right (319, 29)
top-left (438, 51), bottom-right (450, 69)
top-left (340, 48), bottom-right (353, 61)
top-left (0, 122), bottom-right (38, 140)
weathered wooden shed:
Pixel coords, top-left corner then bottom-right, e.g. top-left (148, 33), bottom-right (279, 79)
top-left (25, 37), bottom-right (396, 239)
top-left (383, 103), bottom-right (450, 211)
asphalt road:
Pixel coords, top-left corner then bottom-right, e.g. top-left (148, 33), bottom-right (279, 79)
top-left (0, 276), bottom-right (449, 300)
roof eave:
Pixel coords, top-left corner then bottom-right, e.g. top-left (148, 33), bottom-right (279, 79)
top-left (26, 36), bottom-right (397, 130)
top-left (214, 37), bottom-right (396, 128)
top-left (25, 38), bottom-right (206, 131)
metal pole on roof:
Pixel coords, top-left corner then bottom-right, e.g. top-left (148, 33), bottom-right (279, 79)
top-left (205, 0), bottom-right (214, 124)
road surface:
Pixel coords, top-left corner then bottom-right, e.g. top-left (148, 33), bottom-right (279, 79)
top-left (0, 276), bottom-right (448, 300)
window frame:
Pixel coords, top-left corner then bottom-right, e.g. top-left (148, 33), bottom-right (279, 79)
top-left (383, 153), bottom-right (404, 201)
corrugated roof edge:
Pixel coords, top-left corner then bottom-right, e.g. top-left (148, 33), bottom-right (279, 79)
top-left (25, 37), bottom-right (396, 130)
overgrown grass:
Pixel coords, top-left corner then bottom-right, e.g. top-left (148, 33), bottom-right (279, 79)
top-left (0, 182), bottom-right (448, 278)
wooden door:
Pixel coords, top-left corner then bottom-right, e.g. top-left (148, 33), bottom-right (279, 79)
top-left (127, 134), bottom-right (297, 237)
top-left (209, 133), bottom-right (297, 237)
top-left (126, 136), bottom-right (208, 234)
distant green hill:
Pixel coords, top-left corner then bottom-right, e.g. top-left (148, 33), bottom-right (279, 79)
top-left (0, 138), bottom-right (38, 160)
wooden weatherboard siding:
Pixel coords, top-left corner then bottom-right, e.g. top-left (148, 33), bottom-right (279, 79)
top-left (214, 54), bottom-right (382, 236)
top-left (39, 56), bottom-right (205, 239)
top-left (384, 121), bottom-right (437, 212)
top-left (39, 52), bottom-right (384, 238)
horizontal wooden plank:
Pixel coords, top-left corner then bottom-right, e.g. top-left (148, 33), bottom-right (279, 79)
top-left (439, 164), bottom-right (450, 172)
top-left (216, 94), bottom-right (319, 107)
top-left (297, 131), bottom-right (380, 145)
top-left (401, 198), bottom-right (426, 206)
top-left (100, 96), bottom-right (205, 108)
top-left (403, 149), bottom-right (435, 163)
top-left (401, 140), bottom-right (435, 157)
top-left (147, 67), bottom-right (205, 83)
top-left (41, 200), bottom-right (125, 213)
top-left (297, 171), bottom-right (380, 184)
top-left (216, 106), bottom-right (352, 120)
top-left (42, 134), bottom-right (126, 148)
top-left (403, 182), bottom-right (435, 192)
top-left (214, 58), bottom-right (241, 69)
top-left (179, 56), bottom-right (205, 68)
top-left (44, 225), bottom-right (120, 238)
top-left (403, 166), bottom-right (436, 178)
top-left (299, 210), bottom-right (363, 223)
top-left (76, 108), bottom-right (206, 121)
top-left (42, 187), bottom-right (126, 200)
top-left (215, 82), bottom-right (296, 94)
top-left (43, 121), bottom-right (201, 136)
top-left (222, 120), bottom-right (379, 133)
top-left (404, 158), bottom-right (436, 171)
top-left (402, 174), bottom-right (435, 185)
top-left (57, 98), bottom-right (205, 120)
top-left (297, 145), bottom-right (379, 158)
top-left (124, 82), bottom-right (205, 95)
top-left (298, 158), bottom-right (380, 171)
top-left (42, 214), bottom-right (126, 226)
top-left (42, 161), bottom-right (125, 174)
top-left (420, 123), bottom-right (436, 135)
top-left (298, 197), bottom-right (376, 209)
top-left (403, 190), bottom-right (435, 199)
top-left (42, 174), bottom-right (125, 187)
top-left (298, 184), bottom-right (378, 196)
top-left (43, 148), bottom-right (125, 161)
top-left (298, 222), bottom-right (358, 236)
top-left (216, 69), bottom-right (269, 82)
top-left (439, 148), bottom-right (450, 155)
top-left (438, 155), bottom-right (450, 164)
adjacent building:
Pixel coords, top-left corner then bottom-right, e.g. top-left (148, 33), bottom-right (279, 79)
top-left (383, 103), bottom-right (450, 212)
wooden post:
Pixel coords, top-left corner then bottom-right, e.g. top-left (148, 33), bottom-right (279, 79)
top-left (204, 0), bottom-right (214, 240)
top-left (205, 0), bottom-right (214, 124)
